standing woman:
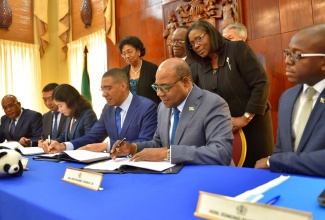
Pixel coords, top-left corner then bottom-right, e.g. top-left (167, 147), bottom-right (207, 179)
top-left (118, 36), bottom-right (160, 104)
top-left (49, 84), bottom-right (97, 144)
top-left (185, 20), bottom-right (274, 167)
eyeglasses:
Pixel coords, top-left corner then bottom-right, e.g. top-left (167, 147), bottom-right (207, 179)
top-left (283, 49), bottom-right (325, 63)
top-left (189, 32), bottom-right (206, 49)
top-left (2, 103), bottom-right (17, 111)
top-left (151, 78), bottom-right (183, 93)
top-left (99, 86), bottom-right (112, 93)
top-left (121, 50), bottom-right (135, 58)
top-left (171, 40), bottom-right (185, 46)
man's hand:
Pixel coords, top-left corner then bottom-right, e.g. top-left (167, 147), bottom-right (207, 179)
top-left (19, 137), bottom-right (31, 147)
top-left (110, 140), bottom-right (135, 160)
top-left (78, 143), bottom-right (108, 152)
top-left (130, 148), bottom-right (168, 162)
top-left (255, 157), bottom-right (269, 169)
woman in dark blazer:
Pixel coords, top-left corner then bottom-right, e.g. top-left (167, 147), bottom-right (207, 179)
top-left (51, 84), bottom-right (97, 143)
top-left (118, 36), bottom-right (160, 104)
top-left (185, 20), bottom-right (274, 167)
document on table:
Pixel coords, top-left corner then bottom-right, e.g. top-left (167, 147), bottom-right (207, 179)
top-left (235, 175), bottom-right (290, 202)
top-left (34, 150), bottom-right (110, 163)
top-left (84, 158), bottom-right (176, 172)
top-left (0, 141), bottom-right (45, 155)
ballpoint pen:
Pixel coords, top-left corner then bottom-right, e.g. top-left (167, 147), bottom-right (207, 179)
top-left (265, 195), bottom-right (281, 205)
top-left (110, 138), bottom-right (126, 155)
top-left (47, 135), bottom-right (51, 145)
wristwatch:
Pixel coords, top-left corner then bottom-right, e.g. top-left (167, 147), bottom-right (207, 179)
top-left (244, 112), bottom-right (253, 121)
top-left (266, 156), bottom-right (271, 168)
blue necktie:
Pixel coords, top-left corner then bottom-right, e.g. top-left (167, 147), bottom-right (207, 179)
top-left (10, 119), bottom-right (16, 139)
top-left (51, 112), bottom-right (59, 139)
top-left (115, 107), bottom-right (122, 135)
top-left (171, 108), bottom-right (180, 145)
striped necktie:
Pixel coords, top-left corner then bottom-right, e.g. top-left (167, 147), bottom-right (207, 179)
top-left (170, 108), bottom-right (180, 145)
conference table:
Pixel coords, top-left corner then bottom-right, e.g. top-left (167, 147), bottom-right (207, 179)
top-left (0, 156), bottom-right (324, 220)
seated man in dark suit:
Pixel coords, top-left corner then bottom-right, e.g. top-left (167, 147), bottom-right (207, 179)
top-left (111, 58), bottom-right (233, 165)
top-left (255, 24), bottom-right (325, 177)
top-left (20, 83), bottom-right (67, 146)
top-left (0, 95), bottom-right (42, 146)
top-left (222, 23), bottom-right (266, 69)
top-left (46, 68), bottom-right (157, 153)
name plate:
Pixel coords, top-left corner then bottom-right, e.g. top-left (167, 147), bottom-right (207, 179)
top-left (194, 191), bottom-right (312, 220)
top-left (21, 157), bottom-right (28, 170)
top-left (62, 167), bottom-right (103, 191)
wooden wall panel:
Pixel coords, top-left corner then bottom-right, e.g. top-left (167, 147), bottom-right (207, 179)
top-left (244, 0), bottom-right (280, 40)
top-left (0, 0), bottom-right (33, 43)
top-left (116, 0), bottom-right (146, 19)
top-left (279, 0), bottom-right (313, 33)
top-left (312, 0), bottom-right (325, 24)
top-left (71, 0), bottom-right (105, 41)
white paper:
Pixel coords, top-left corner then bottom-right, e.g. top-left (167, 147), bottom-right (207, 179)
top-left (84, 158), bottom-right (176, 172)
top-left (63, 150), bottom-right (110, 161)
top-left (235, 175), bottom-right (290, 202)
top-left (0, 141), bottom-right (44, 155)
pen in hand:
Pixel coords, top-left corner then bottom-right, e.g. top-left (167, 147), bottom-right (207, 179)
top-left (47, 135), bottom-right (51, 145)
top-left (110, 138), bottom-right (126, 156)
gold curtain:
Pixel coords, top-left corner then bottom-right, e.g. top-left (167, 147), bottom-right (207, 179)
top-left (103, 0), bottom-right (116, 45)
top-left (58, 0), bottom-right (70, 61)
top-left (34, 0), bottom-right (49, 57)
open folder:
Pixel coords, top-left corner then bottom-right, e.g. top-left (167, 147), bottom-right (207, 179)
top-left (33, 150), bottom-right (111, 164)
top-left (83, 158), bottom-right (183, 174)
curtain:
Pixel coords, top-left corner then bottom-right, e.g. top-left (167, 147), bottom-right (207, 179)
top-left (0, 40), bottom-right (42, 117)
top-left (67, 29), bottom-right (108, 118)
top-left (34, 0), bottom-right (49, 57)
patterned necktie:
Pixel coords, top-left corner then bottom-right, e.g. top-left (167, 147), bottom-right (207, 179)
top-left (115, 107), bottom-right (122, 135)
top-left (10, 119), bottom-right (16, 139)
top-left (51, 111), bottom-right (59, 138)
top-left (171, 108), bottom-right (180, 145)
top-left (294, 87), bottom-right (316, 151)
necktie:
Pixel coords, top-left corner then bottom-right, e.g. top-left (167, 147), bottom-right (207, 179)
top-left (171, 108), bottom-right (180, 145)
top-left (115, 107), bottom-right (122, 135)
top-left (51, 111), bottom-right (59, 139)
top-left (294, 87), bottom-right (316, 151)
top-left (10, 119), bottom-right (16, 139)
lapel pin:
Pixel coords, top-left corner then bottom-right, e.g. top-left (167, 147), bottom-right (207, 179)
top-left (320, 97), bottom-right (324, 103)
top-left (189, 107), bottom-right (194, 111)
top-left (226, 57), bottom-right (231, 70)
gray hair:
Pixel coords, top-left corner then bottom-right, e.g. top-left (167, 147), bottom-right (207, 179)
top-left (223, 23), bottom-right (247, 41)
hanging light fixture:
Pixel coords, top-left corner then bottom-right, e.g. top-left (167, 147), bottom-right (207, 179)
top-left (80, 0), bottom-right (92, 28)
top-left (0, 0), bottom-right (12, 30)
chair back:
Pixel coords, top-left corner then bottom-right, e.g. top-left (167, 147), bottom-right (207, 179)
top-left (232, 129), bottom-right (247, 167)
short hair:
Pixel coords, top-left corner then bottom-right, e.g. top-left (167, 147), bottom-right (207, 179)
top-left (223, 23), bottom-right (247, 41)
top-left (162, 58), bottom-right (193, 81)
top-left (185, 20), bottom-right (226, 64)
top-left (52, 84), bottom-right (92, 118)
top-left (118, 36), bottom-right (146, 57)
top-left (102, 68), bottom-right (130, 90)
top-left (42, 83), bottom-right (59, 92)
top-left (2, 94), bottom-right (18, 103)
top-left (176, 25), bottom-right (189, 31)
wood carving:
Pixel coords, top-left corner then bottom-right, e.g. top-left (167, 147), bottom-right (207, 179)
top-left (0, 0), bottom-right (12, 30)
top-left (80, 0), bottom-right (92, 28)
top-left (163, 11), bottom-right (179, 58)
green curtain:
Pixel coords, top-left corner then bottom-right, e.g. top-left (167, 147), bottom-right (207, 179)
top-left (81, 61), bottom-right (92, 102)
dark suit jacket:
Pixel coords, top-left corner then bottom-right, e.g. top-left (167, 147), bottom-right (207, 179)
top-left (197, 40), bottom-right (274, 167)
top-left (270, 85), bottom-right (325, 177)
top-left (71, 95), bottom-right (157, 149)
top-left (0, 108), bottom-right (42, 142)
top-left (42, 111), bottom-right (67, 139)
top-left (122, 59), bottom-right (160, 104)
top-left (56, 109), bottom-right (97, 143)
top-left (186, 58), bottom-right (200, 86)
top-left (136, 85), bottom-right (233, 165)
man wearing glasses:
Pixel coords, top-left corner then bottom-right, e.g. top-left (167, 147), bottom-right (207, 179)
top-left (110, 58), bottom-right (233, 165)
top-left (0, 95), bottom-right (42, 146)
top-left (171, 26), bottom-right (200, 86)
top-left (45, 68), bottom-right (157, 154)
top-left (255, 24), bottom-right (325, 177)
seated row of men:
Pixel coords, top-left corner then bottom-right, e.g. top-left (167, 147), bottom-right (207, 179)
top-left (1, 24), bottom-right (325, 178)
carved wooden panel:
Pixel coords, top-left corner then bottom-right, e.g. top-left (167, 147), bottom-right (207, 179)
top-left (0, 0), bottom-right (33, 43)
top-left (162, 0), bottom-right (243, 58)
top-left (279, 0), bottom-right (313, 33)
top-left (71, 0), bottom-right (105, 41)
